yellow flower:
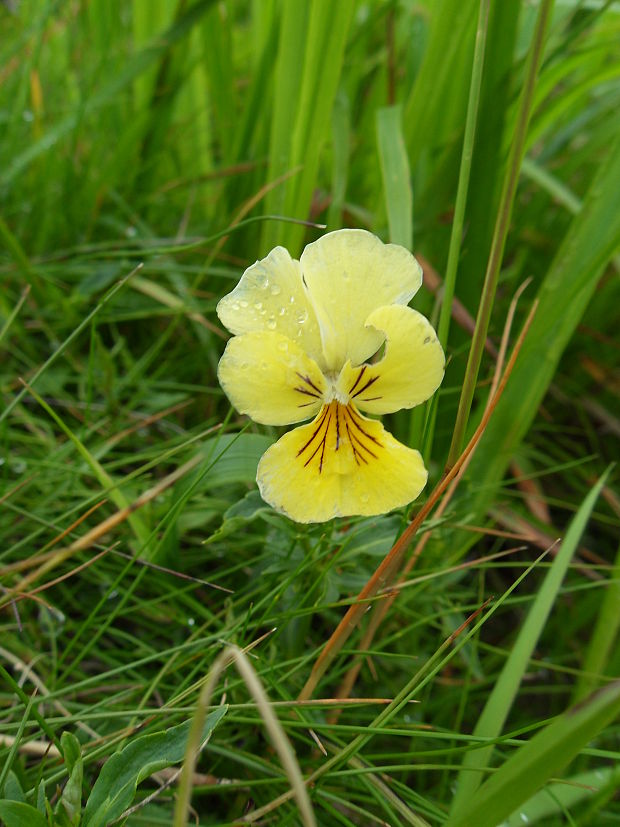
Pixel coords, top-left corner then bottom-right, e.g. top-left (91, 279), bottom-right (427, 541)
top-left (216, 229), bottom-right (445, 523)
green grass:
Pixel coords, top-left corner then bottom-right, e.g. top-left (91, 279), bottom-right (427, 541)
top-left (1, 1), bottom-right (619, 825)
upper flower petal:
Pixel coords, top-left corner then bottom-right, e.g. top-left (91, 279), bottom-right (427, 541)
top-left (218, 331), bottom-right (326, 426)
top-left (337, 305), bottom-right (445, 415)
top-left (256, 401), bottom-right (428, 522)
top-left (300, 229), bottom-right (422, 371)
top-left (216, 246), bottom-right (325, 366)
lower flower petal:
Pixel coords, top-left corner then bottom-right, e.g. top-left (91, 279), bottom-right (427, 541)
top-left (218, 331), bottom-right (326, 425)
top-left (256, 402), bottom-right (428, 522)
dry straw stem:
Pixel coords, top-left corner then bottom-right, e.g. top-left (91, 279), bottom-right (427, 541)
top-left (173, 645), bottom-right (316, 827)
top-left (336, 279), bottom-right (536, 698)
top-left (298, 297), bottom-right (539, 702)
top-left (332, 278), bottom-right (534, 706)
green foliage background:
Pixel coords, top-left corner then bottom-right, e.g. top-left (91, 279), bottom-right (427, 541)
top-left (1, 1), bottom-right (619, 825)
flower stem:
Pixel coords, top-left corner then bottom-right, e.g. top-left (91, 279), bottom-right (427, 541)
top-left (446, 0), bottom-right (554, 469)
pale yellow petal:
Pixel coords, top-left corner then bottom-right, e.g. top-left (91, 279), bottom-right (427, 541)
top-left (218, 332), bottom-right (326, 426)
top-left (216, 246), bottom-right (325, 366)
top-left (257, 402), bottom-right (427, 522)
top-left (300, 229), bottom-right (422, 370)
top-left (337, 305), bottom-right (445, 415)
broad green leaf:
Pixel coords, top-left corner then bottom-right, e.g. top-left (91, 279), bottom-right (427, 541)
top-left (197, 433), bottom-right (274, 489)
top-left (0, 801), bottom-right (48, 827)
top-left (450, 467), bottom-right (611, 812)
top-left (444, 682), bottom-right (620, 827)
top-left (82, 707), bottom-right (227, 827)
top-left (55, 732), bottom-right (83, 826)
top-left (205, 490), bottom-right (272, 543)
top-left (376, 105), bottom-right (413, 250)
top-left (0, 772), bottom-right (25, 804)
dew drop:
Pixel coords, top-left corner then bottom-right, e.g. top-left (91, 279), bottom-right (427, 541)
top-left (239, 299), bottom-right (249, 308)
top-left (231, 300), bottom-right (241, 311)
top-left (277, 340), bottom-right (289, 353)
top-left (260, 361), bottom-right (269, 371)
top-left (289, 294), bottom-right (295, 304)
top-left (296, 309), bottom-right (308, 324)
top-left (278, 306), bottom-right (286, 316)
top-left (254, 301), bottom-right (263, 311)
top-left (254, 272), bottom-right (269, 289)
top-left (270, 283), bottom-right (281, 296)
top-left (266, 317), bottom-right (277, 330)
top-left (519, 815), bottom-right (529, 824)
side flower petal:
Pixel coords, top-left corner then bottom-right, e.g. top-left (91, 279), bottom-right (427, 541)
top-left (300, 229), bottom-right (422, 370)
top-left (216, 246), bottom-right (325, 366)
top-left (218, 332), bottom-right (326, 426)
top-left (338, 305), bottom-right (445, 415)
top-left (256, 402), bottom-right (428, 522)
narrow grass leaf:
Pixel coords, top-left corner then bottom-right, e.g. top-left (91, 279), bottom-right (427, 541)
top-left (574, 539), bottom-right (620, 702)
top-left (444, 681), bottom-right (620, 827)
top-left (376, 104), bottom-right (412, 249)
top-left (1, 0), bottom-right (216, 187)
top-left (449, 466), bottom-right (611, 813)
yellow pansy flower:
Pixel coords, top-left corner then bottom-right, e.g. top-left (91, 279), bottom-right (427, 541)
top-left (216, 229), bottom-right (445, 523)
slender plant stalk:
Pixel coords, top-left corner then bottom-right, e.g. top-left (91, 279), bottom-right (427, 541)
top-left (437, 0), bottom-right (490, 349)
top-left (446, 0), bottom-right (554, 468)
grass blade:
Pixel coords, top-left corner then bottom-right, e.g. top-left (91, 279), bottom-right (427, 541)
top-left (449, 466), bottom-right (611, 813)
top-left (444, 681), bottom-right (620, 827)
top-left (376, 104), bottom-right (412, 249)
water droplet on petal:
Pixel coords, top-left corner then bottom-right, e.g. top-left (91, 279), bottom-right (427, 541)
top-left (260, 361), bottom-right (269, 371)
top-left (266, 317), bottom-right (277, 330)
top-left (270, 284), bottom-right (281, 296)
top-left (296, 310), bottom-right (308, 324)
top-left (254, 301), bottom-right (263, 311)
top-left (239, 299), bottom-right (249, 308)
top-left (277, 340), bottom-right (289, 353)
top-left (231, 300), bottom-right (240, 311)
top-left (278, 306), bottom-right (286, 316)
top-left (254, 273), bottom-right (269, 289)
top-left (289, 295), bottom-right (295, 304)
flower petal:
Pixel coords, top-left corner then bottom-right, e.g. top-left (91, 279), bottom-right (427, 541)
top-left (218, 332), bottom-right (326, 425)
top-left (216, 246), bottom-right (324, 365)
top-left (300, 229), bottom-right (422, 370)
top-left (338, 305), bottom-right (445, 415)
top-left (257, 401), bottom-right (428, 522)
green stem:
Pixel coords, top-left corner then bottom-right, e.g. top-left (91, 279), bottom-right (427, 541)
top-left (446, 0), bottom-right (554, 469)
top-left (423, 0), bottom-right (490, 462)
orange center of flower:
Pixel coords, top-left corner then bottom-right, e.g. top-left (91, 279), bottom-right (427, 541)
top-left (295, 400), bottom-right (382, 474)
